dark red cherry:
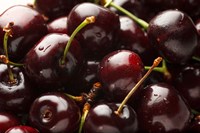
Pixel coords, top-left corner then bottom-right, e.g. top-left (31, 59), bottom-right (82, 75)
top-left (0, 5), bottom-right (47, 62)
top-left (24, 33), bottom-right (83, 90)
top-left (118, 16), bottom-right (158, 65)
top-left (67, 2), bottom-right (120, 59)
top-left (135, 83), bottom-right (192, 133)
top-left (47, 16), bottom-right (67, 34)
top-left (147, 10), bottom-right (198, 64)
top-left (5, 126), bottom-right (39, 133)
top-left (0, 112), bottom-right (20, 132)
top-left (98, 50), bottom-right (144, 103)
top-left (83, 102), bottom-right (138, 133)
top-left (29, 92), bottom-right (81, 133)
top-left (173, 64), bottom-right (200, 112)
top-left (0, 64), bottom-right (36, 113)
top-left (34, 0), bottom-right (83, 21)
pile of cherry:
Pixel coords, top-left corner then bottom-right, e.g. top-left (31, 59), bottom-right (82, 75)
top-left (0, 0), bottom-right (200, 132)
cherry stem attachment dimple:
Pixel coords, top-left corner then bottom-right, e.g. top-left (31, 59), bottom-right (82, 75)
top-left (115, 57), bottom-right (163, 115)
top-left (61, 16), bottom-right (96, 65)
top-left (102, 0), bottom-right (149, 30)
top-left (3, 22), bottom-right (16, 84)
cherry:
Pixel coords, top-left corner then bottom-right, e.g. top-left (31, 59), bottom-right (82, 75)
top-left (147, 10), bottom-right (198, 64)
top-left (135, 83), bottom-right (192, 133)
top-left (0, 5), bottom-right (47, 62)
top-left (67, 2), bottom-right (120, 59)
top-left (98, 50), bottom-right (144, 103)
top-left (47, 16), bottom-right (67, 34)
top-left (82, 57), bottom-right (162, 133)
top-left (173, 64), bottom-right (200, 112)
top-left (5, 126), bottom-right (39, 133)
top-left (0, 112), bottom-right (20, 132)
top-left (24, 33), bottom-right (83, 90)
top-left (117, 16), bottom-right (158, 65)
top-left (24, 16), bottom-right (95, 90)
top-left (83, 102), bottom-right (138, 133)
top-left (34, 0), bottom-right (84, 21)
top-left (0, 24), bottom-right (36, 113)
top-left (29, 92), bottom-right (81, 133)
top-left (102, 1), bottom-right (199, 64)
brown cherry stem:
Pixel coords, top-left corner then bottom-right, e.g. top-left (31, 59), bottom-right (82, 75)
top-left (115, 57), bottom-right (163, 115)
top-left (61, 16), bottom-right (96, 65)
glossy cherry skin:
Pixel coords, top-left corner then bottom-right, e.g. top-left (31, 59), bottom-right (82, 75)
top-left (47, 17), bottom-right (67, 34)
top-left (83, 102), bottom-right (138, 133)
top-left (135, 83), bottom-right (192, 133)
top-left (173, 64), bottom-right (200, 112)
top-left (67, 2), bottom-right (120, 60)
top-left (29, 92), bottom-right (81, 133)
top-left (0, 64), bottom-right (36, 113)
top-left (24, 33), bottom-right (83, 90)
top-left (35, 0), bottom-right (83, 21)
top-left (5, 126), bottom-right (39, 133)
top-left (117, 16), bottom-right (158, 65)
top-left (147, 10), bottom-right (198, 64)
top-left (98, 50), bottom-right (144, 103)
top-left (0, 5), bottom-right (47, 62)
top-left (0, 112), bottom-right (20, 132)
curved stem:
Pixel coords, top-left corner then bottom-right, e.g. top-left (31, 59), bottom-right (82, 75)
top-left (115, 57), bottom-right (162, 115)
top-left (102, 0), bottom-right (149, 30)
top-left (192, 56), bottom-right (200, 62)
top-left (145, 59), bottom-right (171, 80)
top-left (65, 93), bottom-right (84, 102)
top-left (78, 102), bottom-right (90, 133)
top-left (3, 32), bottom-right (15, 83)
top-left (61, 16), bottom-right (96, 65)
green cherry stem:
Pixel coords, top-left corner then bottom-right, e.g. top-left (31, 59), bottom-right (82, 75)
top-left (79, 103), bottom-right (90, 133)
top-left (65, 93), bottom-right (84, 102)
top-left (192, 56), bottom-right (200, 62)
top-left (61, 16), bottom-right (96, 65)
top-left (145, 59), bottom-right (171, 80)
top-left (115, 57), bottom-right (163, 115)
top-left (192, 109), bottom-right (200, 115)
top-left (102, 0), bottom-right (149, 30)
top-left (3, 22), bottom-right (16, 83)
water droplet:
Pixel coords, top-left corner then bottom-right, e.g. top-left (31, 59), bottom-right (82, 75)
top-left (39, 46), bottom-right (44, 51)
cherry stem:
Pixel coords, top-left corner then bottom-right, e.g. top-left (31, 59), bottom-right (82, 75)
top-left (0, 55), bottom-right (24, 67)
top-left (192, 56), bottom-right (200, 62)
top-left (192, 109), bottom-right (200, 115)
top-left (78, 102), bottom-right (91, 133)
top-left (145, 59), bottom-right (171, 80)
top-left (65, 93), bottom-right (84, 102)
top-left (115, 57), bottom-right (163, 115)
top-left (102, 0), bottom-right (149, 30)
top-left (3, 22), bottom-right (16, 84)
top-left (61, 16), bottom-right (96, 65)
